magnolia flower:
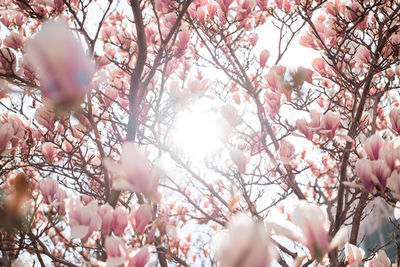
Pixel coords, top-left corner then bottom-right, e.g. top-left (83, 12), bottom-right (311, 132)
top-left (212, 213), bottom-right (274, 267)
top-left (389, 108), bottom-right (400, 135)
top-left (104, 142), bottom-right (159, 196)
top-left (4, 32), bottom-right (23, 50)
top-left (230, 149), bottom-right (249, 173)
top-left (0, 122), bottom-right (13, 152)
top-left (42, 142), bottom-right (58, 163)
top-left (354, 46), bottom-right (371, 64)
top-left (379, 149), bottom-right (400, 172)
top-left (34, 105), bottom-right (55, 131)
top-left (98, 203), bottom-right (113, 235)
top-left (279, 140), bottom-right (295, 164)
top-left (67, 199), bottom-right (101, 241)
top-left (125, 245), bottom-right (151, 267)
top-left (387, 170), bottom-right (400, 195)
top-left (319, 111), bottom-right (340, 138)
top-left (344, 243), bottom-right (364, 267)
top-left (271, 201), bottom-right (347, 262)
top-left (112, 206), bottom-right (129, 236)
top-left (259, 49), bottom-right (270, 67)
top-left (365, 250), bottom-right (391, 267)
top-left (105, 236), bottom-right (126, 267)
top-left (264, 91), bottom-right (282, 118)
top-left (131, 204), bottom-right (152, 234)
top-left (220, 104), bottom-right (241, 126)
top-left (364, 135), bottom-right (384, 160)
top-left (27, 21), bottom-right (95, 103)
top-left (40, 178), bottom-right (58, 204)
top-left (355, 159), bottom-right (391, 192)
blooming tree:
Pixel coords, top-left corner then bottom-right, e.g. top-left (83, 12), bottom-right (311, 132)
top-left (0, 0), bottom-right (400, 266)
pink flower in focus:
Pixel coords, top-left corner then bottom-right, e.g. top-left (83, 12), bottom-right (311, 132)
top-left (132, 204), bottom-right (152, 234)
top-left (355, 159), bottom-right (374, 192)
top-left (319, 112), bottom-right (340, 138)
top-left (97, 203), bottom-right (113, 235)
top-left (34, 105), bottom-right (55, 131)
top-left (177, 27), bottom-right (190, 50)
top-left (344, 242), bottom-right (364, 267)
top-left (27, 21), bottom-right (95, 103)
top-left (104, 142), bottom-right (159, 196)
top-left (354, 46), bottom-right (371, 65)
top-left (312, 58), bottom-right (326, 74)
top-left (40, 178), bottom-right (58, 204)
top-left (387, 170), bottom-right (400, 195)
top-left (212, 213), bottom-right (273, 267)
top-left (112, 206), bottom-right (129, 236)
top-left (264, 91), bottom-right (282, 118)
top-left (389, 108), bottom-right (400, 135)
top-left (4, 32), bottom-right (23, 50)
top-left (67, 199), bottom-right (101, 242)
top-left (105, 236), bottom-right (127, 267)
top-left (259, 49), bottom-right (270, 67)
top-left (364, 135), bottom-right (384, 160)
top-left (42, 142), bottom-right (58, 163)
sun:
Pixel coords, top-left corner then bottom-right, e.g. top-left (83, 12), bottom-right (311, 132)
top-left (174, 109), bottom-right (223, 158)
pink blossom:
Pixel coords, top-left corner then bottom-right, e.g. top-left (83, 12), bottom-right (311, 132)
top-left (212, 213), bottom-right (273, 267)
top-left (67, 199), bottom-right (101, 242)
top-left (220, 104), bottom-right (240, 126)
top-left (4, 32), bottom-right (23, 50)
top-left (312, 58), bottom-right (327, 74)
top-left (272, 201), bottom-right (347, 262)
top-left (40, 178), bottom-right (58, 204)
top-left (387, 170), bottom-right (400, 195)
top-left (132, 204), bottom-right (152, 234)
top-left (319, 112), bottom-right (340, 138)
top-left (389, 108), bottom-right (400, 135)
top-left (97, 203), bottom-right (113, 235)
top-left (354, 46), bottom-right (371, 65)
top-left (112, 206), bottom-right (129, 236)
top-left (105, 236), bottom-right (126, 267)
top-left (366, 250), bottom-right (391, 267)
top-left (216, 0), bottom-right (234, 12)
top-left (259, 49), bottom-right (270, 67)
top-left (188, 79), bottom-right (209, 96)
top-left (125, 245), bottom-right (151, 267)
top-left (279, 140), bottom-right (295, 164)
top-left (266, 65), bottom-right (286, 92)
top-left (379, 149), bottom-right (400, 171)
top-left (0, 47), bottom-right (16, 74)
top-left (207, 2), bottom-right (218, 18)
top-left (54, 189), bottom-right (67, 216)
top-left (42, 142), bottom-right (58, 163)
top-left (264, 91), bottom-right (282, 118)
top-left (104, 142), bottom-right (159, 196)
top-left (344, 243), bottom-right (364, 267)
top-left (35, 106), bottom-right (55, 131)
top-left (27, 21), bottom-right (95, 103)
top-left (177, 28), bottom-right (190, 50)
top-left (356, 159), bottom-right (391, 192)
top-left (364, 135), bottom-right (384, 160)
top-left (197, 7), bottom-right (206, 24)
top-left (0, 122), bottom-right (13, 152)
top-left (355, 159), bottom-right (374, 192)
top-left (230, 149), bottom-right (249, 173)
